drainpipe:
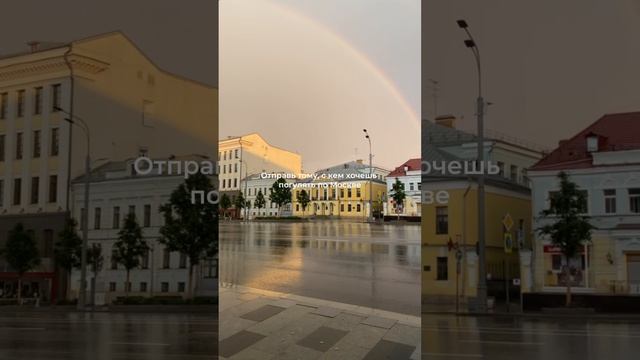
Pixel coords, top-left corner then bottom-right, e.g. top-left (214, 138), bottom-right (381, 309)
top-left (63, 45), bottom-right (74, 213)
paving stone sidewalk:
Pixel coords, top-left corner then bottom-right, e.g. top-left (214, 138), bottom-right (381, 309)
top-left (220, 285), bottom-right (420, 360)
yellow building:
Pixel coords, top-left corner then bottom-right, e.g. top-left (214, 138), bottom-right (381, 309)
top-left (421, 118), bottom-right (544, 309)
top-left (291, 160), bottom-right (388, 220)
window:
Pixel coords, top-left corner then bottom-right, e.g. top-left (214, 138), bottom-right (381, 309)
top-left (50, 128), bottom-right (59, 156)
top-left (94, 207), bottom-right (101, 230)
top-left (0, 92), bottom-right (7, 119)
top-left (604, 189), bottom-right (616, 214)
top-left (109, 282), bottom-right (116, 292)
top-left (521, 169), bottom-right (529, 185)
top-left (33, 130), bottom-right (41, 158)
top-left (436, 257), bottom-right (448, 281)
top-left (356, 188), bottom-right (361, 198)
top-left (15, 132), bottom-right (23, 159)
top-left (340, 204), bottom-right (344, 212)
top-left (630, 189), bottom-right (640, 214)
top-left (340, 189), bottom-right (344, 198)
top-left (356, 204), bottom-right (361, 212)
top-left (0, 134), bottom-right (4, 161)
top-left (179, 253), bottom-right (187, 269)
top-left (48, 175), bottom-right (57, 203)
top-left (409, 183), bottom-right (414, 191)
top-left (233, 178), bottom-right (237, 188)
top-left (144, 204), bottom-right (151, 227)
top-left (234, 163), bottom-right (238, 173)
top-left (13, 178), bottom-right (21, 205)
top-left (435, 206), bottom-right (448, 234)
top-left (347, 204), bottom-right (352, 212)
top-left (0, 180), bottom-right (4, 207)
top-left (80, 208), bottom-right (86, 231)
top-left (129, 205), bottom-right (136, 217)
top-left (113, 206), bottom-right (120, 229)
top-left (235, 149), bottom-right (239, 158)
top-left (51, 84), bottom-right (61, 111)
top-left (139, 282), bottom-right (148, 292)
top-left (178, 282), bottom-right (186, 293)
top-left (30, 177), bottom-right (39, 204)
top-left (161, 282), bottom-right (169, 293)
top-left (497, 161), bottom-right (505, 177)
top-left (510, 165), bottom-right (518, 182)
top-left (34, 87), bottom-right (43, 115)
top-left (551, 254), bottom-right (562, 271)
top-left (141, 250), bottom-right (149, 269)
top-left (163, 249), bottom-right (171, 268)
top-left (16, 90), bottom-right (25, 117)
top-left (223, 151), bottom-right (226, 161)
top-left (347, 189), bottom-right (352, 198)
top-left (125, 282), bottom-right (131, 292)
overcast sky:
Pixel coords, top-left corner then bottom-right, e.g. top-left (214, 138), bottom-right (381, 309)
top-left (220, 0), bottom-right (420, 172)
top-left (1, 0), bottom-right (217, 87)
top-left (423, 0), bottom-right (640, 150)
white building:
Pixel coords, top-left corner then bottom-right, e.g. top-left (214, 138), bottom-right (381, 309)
top-left (528, 112), bottom-right (640, 295)
top-left (384, 158), bottom-right (421, 217)
top-left (69, 157), bottom-right (217, 304)
top-left (241, 173), bottom-right (293, 218)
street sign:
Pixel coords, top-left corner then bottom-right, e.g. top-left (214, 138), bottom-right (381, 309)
top-left (504, 232), bottom-right (513, 253)
top-left (502, 213), bottom-right (514, 231)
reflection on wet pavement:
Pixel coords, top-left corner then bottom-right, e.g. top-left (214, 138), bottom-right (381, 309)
top-left (220, 221), bottom-right (420, 316)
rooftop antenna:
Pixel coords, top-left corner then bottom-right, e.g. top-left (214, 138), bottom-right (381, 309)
top-left (428, 78), bottom-right (440, 119)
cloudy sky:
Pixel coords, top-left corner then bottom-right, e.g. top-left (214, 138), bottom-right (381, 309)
top-left (220, 0), bottom-right (420, 172)
top-left (423, 0), bottom-right (640, 150)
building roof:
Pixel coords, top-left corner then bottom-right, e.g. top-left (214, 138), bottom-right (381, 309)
top-left (388, 158), bottom-right (421, 177)
top-left (530, 112), bottom-right (640, 171)
top-left (422, 119), bottom-right (477, 146)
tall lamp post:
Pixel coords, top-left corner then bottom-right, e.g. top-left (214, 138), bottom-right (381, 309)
top-left (55, 106), bottom-right (91, 310)
top-left (363, 129), bottom-right (373, 222)
top-left (457, 19), bottom-right (487, 312)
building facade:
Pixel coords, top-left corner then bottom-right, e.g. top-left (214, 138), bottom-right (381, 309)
top-left (528, 112), bottom-right (640, 296)
top-left (0, 32), bottom-right (218, 302)
top-left (68, 158), bottom-right (217, 304)
top-left (421, 116), bottom-right (544, 308)
top-left (384, 158), bottom-right (422, 217)
top-left (242, 173), bottom-right (293, 218)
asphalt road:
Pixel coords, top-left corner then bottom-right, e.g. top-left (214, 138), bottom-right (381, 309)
top-left (219, 220), bottom-right (421, 316)
top-left (423, 314), bottom-right (640, 359)
top-left (0, 311), bottom-right (217, 360)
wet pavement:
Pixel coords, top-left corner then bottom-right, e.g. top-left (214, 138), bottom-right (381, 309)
top-left (219, 221), bottom-right (421, 316)
top-left (423, 314), bottom-right (640, 359)
top-left (0, 311), bottom-right (217, 360)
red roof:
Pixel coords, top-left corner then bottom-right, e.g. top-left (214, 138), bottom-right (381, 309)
top-left (530, 112), bottom-right (640, 171)
top-left (388, 158), bottom-right (421, 177)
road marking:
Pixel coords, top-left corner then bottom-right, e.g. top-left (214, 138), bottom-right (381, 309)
top-left (110, 342), bottom-right (171, 347)
top-left (423, 352), bottom-right (484, 358)
top-left (458, 339), bottom-right (543, 346)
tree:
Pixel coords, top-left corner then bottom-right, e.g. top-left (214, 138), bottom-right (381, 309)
top-left (537, 172), bottom-right (594, 307)
top-left (159, 172), bottom-right (217, 299)
top-left (390, 178), bottom-right (406, 220)
top-left (255, 190), bottom-right (266, 217)
top-left (269, 178), bottom-right (292, 217)
top-left (220, 193), bottom-right (231, 220)
top-left (235, 191), bottom-right (246, 219)
top-left (4, 223), bottom-right (41, 305)
top-left (296, 189), bottom-right (310, 216)
top-left (87, 243), bottom-right (104, 306)
top-left (54, 218), bottom-right (82, 300)
top-left (113, 213), bottom-right (148, 298)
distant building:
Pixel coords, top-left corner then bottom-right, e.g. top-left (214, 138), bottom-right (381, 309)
top-left (69, 157), bottom-right (217, 304)
top-left (528, 112), bottom-right (640, 296)
top-left (0, 32), bottom-right (217, 302)
top-left (291, 160), bottom-right (389, 220)
top-left (242, 172), bottom-right (293, 218)
top-left (384, 158), bottom-right (421, 217)
top-left (421, 116), bottom-right (544, 308)
top-left (218, 133), bottom-right (301, 218)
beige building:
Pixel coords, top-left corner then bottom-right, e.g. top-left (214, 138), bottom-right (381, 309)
top-left (218, 133), bottom-right (301, 193)
top-left (0, 32), bottom-right (217, 302)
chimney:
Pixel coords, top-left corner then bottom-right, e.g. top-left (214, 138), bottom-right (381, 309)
top-left (435, 115), bottom-right (456, 128)
top-left (27, 41), bottom-right (40, 52)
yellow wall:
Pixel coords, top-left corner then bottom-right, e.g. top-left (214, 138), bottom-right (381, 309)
top-left (291, 181), bottom-right (386, 219)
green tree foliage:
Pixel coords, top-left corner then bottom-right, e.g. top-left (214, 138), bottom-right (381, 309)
top-left (537, 172), bottom-right (594, 307)
top-left (54, 218), bottom-right (82, 300)
top-left (113, 213), bottom-right (148, 297)
top-left (390, 178), bottom-right (406, 220)
top-left (269, 178), bottom-right (292, 216)
top-left (5, 223), bottom-right (41, 304)
top-left (296, 189), bottom-right (310, 215)
top-left (159, 172), bottom-right (217, 299)
top-left (255, 190), bottom-right (266, 216)
top-left (220, 193), bottom-right (231, 219)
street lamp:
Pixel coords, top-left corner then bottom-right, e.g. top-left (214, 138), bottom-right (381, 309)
top-left (457, 19), bottom-right (488, 312)
top-left (55, 106), bottom-right (91, 310)
top-left (363, 129), bottom-right (373, 222)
